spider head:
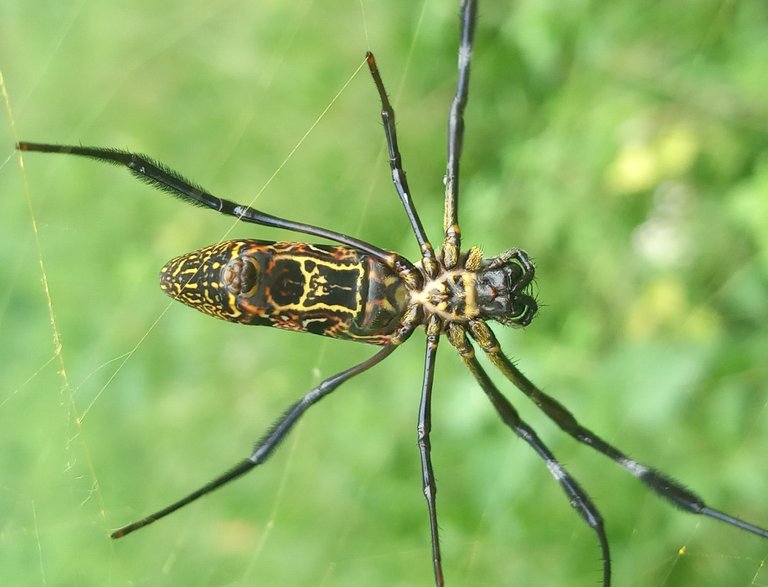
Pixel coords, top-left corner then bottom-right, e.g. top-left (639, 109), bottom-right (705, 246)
top-left (474, 250), bottom-right (537, 328)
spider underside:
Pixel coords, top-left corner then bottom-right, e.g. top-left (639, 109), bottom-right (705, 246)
top-left (16, 0), bottom-right (768, 585)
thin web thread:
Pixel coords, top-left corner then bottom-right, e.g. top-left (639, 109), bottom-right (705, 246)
top-left (1, 68), bottom-right (110, 532)
top-left (220, 55), bottom-right (370, 242)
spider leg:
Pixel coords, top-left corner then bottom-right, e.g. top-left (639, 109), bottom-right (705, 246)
top-left (467, 319), bottom-right (768, 539)
top-left (365, 53), bottom-right (438, 278)
top-left (15, 142), bottom-right (420, 286)
top-left (442, 0), bottom-right (478, 270)
top-left (448, 324), bottom-right (611, 586)
top-left (111, 344), bottom-right (398, 539)
top-left (419, 317), bottom-right (444, 586)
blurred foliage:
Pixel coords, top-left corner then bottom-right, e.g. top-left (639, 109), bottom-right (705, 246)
top-left (1, 1), bottom-right (767, 586)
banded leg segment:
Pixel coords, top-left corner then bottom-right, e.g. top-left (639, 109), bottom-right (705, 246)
top-left (419, 317), bottom-right (443, 586)
top-left (365, 53), bottom-right (438, 278)
top-left (442, 0), bottom-right (478, 269)
top-left (448, 324), bottom-right (611, 586)
top-left (16, 142), bottom-right (422, 288)
top-left (111, 344), bottom-right (398, 539)
top-left (467, 319), bottom-right (768, 539)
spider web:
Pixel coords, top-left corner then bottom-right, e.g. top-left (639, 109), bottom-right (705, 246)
top-left (2, 1), bottom-right (768, 586)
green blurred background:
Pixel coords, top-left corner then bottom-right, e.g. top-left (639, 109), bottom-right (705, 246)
top-left (2, 1), bottom-right (768, 586)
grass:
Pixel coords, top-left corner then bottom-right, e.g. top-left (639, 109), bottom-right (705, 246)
top-left (2, 0), bottom-right (768, 586)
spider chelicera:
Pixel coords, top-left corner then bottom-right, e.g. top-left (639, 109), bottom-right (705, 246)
top-left (16, 0), bottom-right (768, 584)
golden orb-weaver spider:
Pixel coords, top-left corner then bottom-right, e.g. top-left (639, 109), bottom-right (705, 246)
top-left (16, 0), bottom-right (768, 585)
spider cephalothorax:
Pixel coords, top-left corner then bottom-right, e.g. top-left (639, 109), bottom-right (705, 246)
top-left (414, 246), bottom-right (537, 329)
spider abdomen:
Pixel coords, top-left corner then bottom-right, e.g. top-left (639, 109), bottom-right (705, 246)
top-left (159, 239), bottom-right (409, 344)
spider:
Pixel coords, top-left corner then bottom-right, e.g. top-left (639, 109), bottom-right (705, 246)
top-left (16, 0), bottom-right (768, 584)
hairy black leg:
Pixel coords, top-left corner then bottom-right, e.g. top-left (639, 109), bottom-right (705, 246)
top-left (448, 324), bottom-right (611, 586)
top-left (16, 142), bottom-right (421, 287)
top-left (111, 344), bottom-right (398, 538)
top-left (442, 0), bottom-right (477, 269)
top-left (365, 53), bottom-right (438, 278)
top-left (468, 319), bottom-right (768, 539)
